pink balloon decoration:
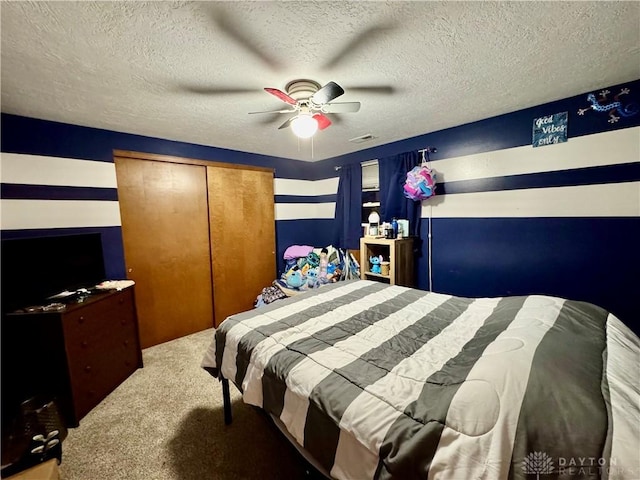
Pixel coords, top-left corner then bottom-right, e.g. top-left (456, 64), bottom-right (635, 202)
top-left (404, 166), bottom-right (437, 200)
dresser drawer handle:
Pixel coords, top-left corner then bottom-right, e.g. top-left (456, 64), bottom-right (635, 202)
top-left (119, 298), bottom-right (125, 304)
top-left (84, 366), bottom-right (92, 373)
top-left (78, 316), bottom-right (85, 324)
top-left (120, 319), bottom-right (127, 326)
top-left (123, 340), bottom-right (129, 346)
top-left (81, 341), bottom-right (88, 348)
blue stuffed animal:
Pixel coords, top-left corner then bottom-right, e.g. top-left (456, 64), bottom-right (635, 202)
top-left (306, 267), bottom-right (321, 288)
top-left (370, 255), bottom-right (383, 274)
top-left (286, 267), bottom-right (305, 289)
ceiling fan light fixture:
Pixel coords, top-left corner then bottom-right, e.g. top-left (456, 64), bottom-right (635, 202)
top-left (290, 114), bottom-right (318, 139)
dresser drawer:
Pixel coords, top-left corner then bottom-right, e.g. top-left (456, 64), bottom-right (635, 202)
top-left (63, 289), bottom-right (136, 346)
top-left (66, 320), bottom-right (138, 377)
top-left (69, 336), bottom-right (139, 420)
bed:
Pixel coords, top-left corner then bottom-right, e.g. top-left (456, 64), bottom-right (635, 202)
top-left (201, 280), bottom-right (640, 479)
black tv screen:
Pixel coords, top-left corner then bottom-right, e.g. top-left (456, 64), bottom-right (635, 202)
top-left (1, 233), bottom-right (106, 313)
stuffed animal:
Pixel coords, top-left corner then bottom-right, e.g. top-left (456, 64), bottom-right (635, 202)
top-left (329, 268), bottom-right (342, 283)
top-left (300, 262), bottom-right (311, 276)
top-left (306, 252), bottom-right (320, 268)
top-left (285, 267), bottom-right (305, 289)
top-left (370, 255), bottom-right (383, 274)
top-left (319, 248), bottom-right (328, 279)
top-left (306, 267), bottom-right (321, 288)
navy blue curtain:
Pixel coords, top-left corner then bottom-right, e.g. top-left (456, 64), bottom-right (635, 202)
top-left (333, 163), bottom-right (362, 250)
top-left (379, 151), bottom-right (421, 237)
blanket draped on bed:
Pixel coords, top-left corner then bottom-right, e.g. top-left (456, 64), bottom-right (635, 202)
top-left (202, 280), bottom-right (639, 480)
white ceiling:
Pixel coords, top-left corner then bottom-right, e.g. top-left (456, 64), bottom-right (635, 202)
top-left (1, 1), bottom-right (639, 162)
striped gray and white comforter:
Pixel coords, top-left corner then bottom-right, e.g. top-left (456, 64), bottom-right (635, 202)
top-left (202, 280), bottom-right (640, 479)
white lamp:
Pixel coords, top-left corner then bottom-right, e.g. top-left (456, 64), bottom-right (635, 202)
top-left (291, 114), bottom-right (318, 139)
top-left (367, 211), bottom-right (380, 236)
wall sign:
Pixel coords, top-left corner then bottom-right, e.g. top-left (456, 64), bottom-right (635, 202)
top-left (532, 112), bottom-right (568, 148)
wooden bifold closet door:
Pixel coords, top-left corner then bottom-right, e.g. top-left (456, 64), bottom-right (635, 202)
top-left (207, 166), bottom-right (276, 326)
top-left (115, 152), bottom-right (275, 348)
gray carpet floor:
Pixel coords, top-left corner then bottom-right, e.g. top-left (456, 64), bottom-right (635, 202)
top-left (59, 328), bottom-right (310, 480)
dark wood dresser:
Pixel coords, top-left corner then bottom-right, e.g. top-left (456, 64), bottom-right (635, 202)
top-left (2, 287), bottom-right (142, 427)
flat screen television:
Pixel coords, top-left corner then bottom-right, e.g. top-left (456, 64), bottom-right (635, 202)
top-left (1, 233), bottom-right (107, 314)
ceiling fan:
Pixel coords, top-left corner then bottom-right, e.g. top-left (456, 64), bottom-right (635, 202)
top-left (249, 79), bottom-right (361, 138)
top-left (176, 6), bottom-right (397, 139)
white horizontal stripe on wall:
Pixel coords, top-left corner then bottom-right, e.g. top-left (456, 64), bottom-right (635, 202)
top-left (0, 200), bottom-right (122, 229)
top-left (275, 203), bottom-right (336, 221)
top-left (313, 177), bottom-right (340, 195)
top-left (433, 127), bottom-right (640, 183)
top-left (421, 182), bottom-right (639, 218)
top-left (274, 177), bottom-right (339, 196)
top-left (0, 153), bottom-right (118, 188)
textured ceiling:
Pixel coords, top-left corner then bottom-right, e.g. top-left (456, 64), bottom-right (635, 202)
top-left (1, 1), bottom-right (639, 161)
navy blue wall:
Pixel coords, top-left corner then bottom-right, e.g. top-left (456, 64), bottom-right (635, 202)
top-left (1, 114), bottom-right (315, 178)
top-left (316, 79), bottom-right (640, 332)
top-left (1, 114), bottom-right (317, 281)
top-left (429, 218), bottom-right (639, 328)
top-left (2, 79), bottom-right (639, 333)
top-left (314, 80), bottom-right (640, 177)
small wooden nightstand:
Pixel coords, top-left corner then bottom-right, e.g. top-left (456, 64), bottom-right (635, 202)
top-left (360, 237), bottom-right (415, 287)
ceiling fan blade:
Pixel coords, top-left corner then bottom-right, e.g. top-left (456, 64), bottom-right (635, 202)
top-left (278, 117), bottom-right (295, 130)
top-left (209, 8), bottom-right (282, 71)
top-left (255, 113), bottom-right (288, 126)
top-left (265, 88), bottom-right (298, 105)
top-left (311, 81), bottom-right (345, 105)
top-left (346, 85), bottom-right (396, 95)
top-left (322, 23), bottom-right (395, 69)
top-left (328, 113), bottom-right (342, 125)
top-left (313, 114), bottom-right (332, 130)
top-left (248, 108), bottom-right (296, 115)
top-left (177, 85), bottom-right (258, 95)
top-left (321, 102), bottom-right (361, 113)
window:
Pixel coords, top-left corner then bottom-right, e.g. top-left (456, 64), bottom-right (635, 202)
top-left (362, 159), bottom-right (379, 191)
top-left (362, 160), bottom-right (379, 224)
